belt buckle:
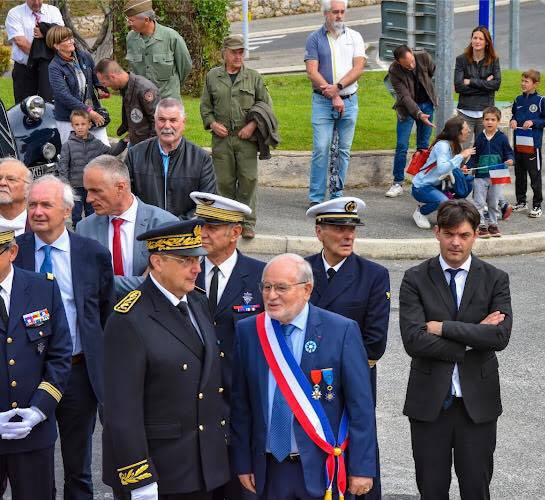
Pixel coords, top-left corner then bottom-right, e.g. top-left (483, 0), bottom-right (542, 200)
top-left (288, 453), bottom-right (300, 462)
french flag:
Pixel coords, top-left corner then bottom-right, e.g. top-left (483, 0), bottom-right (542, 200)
top-left (515, 128), bottom-right (535, 154)
top-left (488, 163), bottom-right (511, 185)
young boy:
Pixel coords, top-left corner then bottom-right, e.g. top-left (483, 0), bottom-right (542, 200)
top-left (58, 109), bottom-right (127, 226)
top-left (510, 69), bottom-right (545, 218)
top-left (469, 106), bottom-right (514, 238)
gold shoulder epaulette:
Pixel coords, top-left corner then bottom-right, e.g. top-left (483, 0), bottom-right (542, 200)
top-left (46, 273), bottom-right (54, 281)
top-left (114, 290), bottom-right (141, 313)
top-left (194, 286), bottom-right (206, 294)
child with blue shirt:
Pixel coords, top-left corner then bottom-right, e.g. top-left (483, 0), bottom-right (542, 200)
top-left (468, 107), bottom-right (514, 238)
top-left (509, 69), bottom-right (545, 218)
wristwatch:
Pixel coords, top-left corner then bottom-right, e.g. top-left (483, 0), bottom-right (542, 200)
top-left (336, 82), bottom-right (344, 90)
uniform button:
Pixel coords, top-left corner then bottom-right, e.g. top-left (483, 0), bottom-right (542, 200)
top-left (218, 387), bottom-right (224, 394)
top-left (8, 359), bottom-right (15, 366)
top-left (6, 337), bottom-right (12, 344)
top-left (11, 402), bottom-right (17, 408)
top-left (219, 351), bottom-right (225, 358)
top-left (39, 331), bottom-right (44, 337)
top-left (10, 381), bottom-right (16, 388)
top-left (198, 393), bottom-right (204, 399)
top-left (220, 419), bottom-right (226, 426)
top-left (198, 425), bottom-right (204, 431)
top-left (213, 321), bottom-right (217, 326)
top-left (181, 363), bottom-right (188, 371)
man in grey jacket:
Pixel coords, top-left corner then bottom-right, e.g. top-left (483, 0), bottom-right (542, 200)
top-left (76, 155), bottom-right (177, 298)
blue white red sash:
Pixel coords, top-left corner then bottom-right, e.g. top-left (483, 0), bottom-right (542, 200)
top-left (256, 312), bottom-right (349, 499)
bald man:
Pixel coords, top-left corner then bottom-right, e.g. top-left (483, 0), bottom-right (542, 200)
top-left (0, 158), bottom-right (32, 236)
top-left (95, 58), bottom-right (159, 146)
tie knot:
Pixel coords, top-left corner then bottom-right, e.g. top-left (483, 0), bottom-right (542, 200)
top-left (446, 268), bottom-right (461, 279)
top-left (281, 324), bottom-right (296, 337)
top-left (112, 218), bottom-right (124, 228)
top-left (211, 265), bottom-right (219, 276)
top-left (42, 245), bottom-right (52, 256)
top-left (327, 268), bottom-right (336, 281)
top-left (177, 301), bottom-right (189, 316)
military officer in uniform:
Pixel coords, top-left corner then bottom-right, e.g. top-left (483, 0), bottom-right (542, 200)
top-left (102, 220), bottom-right (230, 500)
top-left (200, 35), bottom-right (273, 240)
top-left (0, 230), bottom-right (72, 499)
top-left (124, 0), bottom-right (192, 100)
top-left (95, 58), bottom-right (160, 146)
top-left (306, 197), bottom-right (390, 500)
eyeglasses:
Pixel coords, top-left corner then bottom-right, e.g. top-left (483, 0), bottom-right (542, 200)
top-left (161, 254), bottom-right (200, 266)
top-left (0, 175), bottom-right (29, 184)
top-left (259, 282), bottom-right (309, 294)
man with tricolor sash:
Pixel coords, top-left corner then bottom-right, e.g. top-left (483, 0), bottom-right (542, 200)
top-left (231, 253), bottom-right (376, 499)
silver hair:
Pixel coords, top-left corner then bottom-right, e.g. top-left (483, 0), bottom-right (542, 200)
top-left (262, 253), bottom-right (314, 287)
top-left (84, 154), bottom-right (131, 184)
top-left (0, 157), bottom-right (32, 194)
top-left (31, 174), bottom-right (75, 210)
top-left (155, 97), bottom-right (185, 118)
top-left (135, 9), bottom-right (156, 20)
top-left (322, 0), bottom-right (348, 12)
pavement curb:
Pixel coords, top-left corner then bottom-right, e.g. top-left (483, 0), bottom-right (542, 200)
top-left (238, 231), bottom-right (545, 259)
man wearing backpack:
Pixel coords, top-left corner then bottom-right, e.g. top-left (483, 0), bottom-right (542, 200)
top-left (386, 46), bottom-right (437, 198)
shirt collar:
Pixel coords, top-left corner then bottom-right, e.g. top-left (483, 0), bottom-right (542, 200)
top-left (439, 254), bottom-right (472, 273)
top-left (109, 195), bottom-right (138, 224)
top-left (321, 250), bottom-right (347, 273)
top-left (0, 266), bottom-right (15, 296)
top-left (157, 141), bottom-right (169, 158)
top-left (150, 272), bottom-right (184, 307)
top-left (205, 250), bottom-right (238, 279)
top-left (35, 228), bottom-right (70, 253)
top-left (284, 302), bottom-right (310, 332)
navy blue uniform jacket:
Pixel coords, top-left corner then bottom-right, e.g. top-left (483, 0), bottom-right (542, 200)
top-left (0, 267), bottom-right (72, 454)
top-left (230, 304), bottom-right (377, 497)
top-left (306, 252), bottom-right (390, 400)
top-left (14, 231), bottom-right (115, 404)
top-left (196, 251), bottom-right (265, 404)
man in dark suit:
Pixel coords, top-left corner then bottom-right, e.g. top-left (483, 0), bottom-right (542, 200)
top-left (0, 229), bottom-right (72, 499)
top-left (191, 191), bottom-right (264, 500)
top-left (231, 253), bottom-right (377, 499)
top-left (77, 154), bottom-right (178, 298)
top-left (103, 219), bottom-right (230, 499)
top-left (305, 197), bottom-right (390, 500)
top-left (399, 199), bottom-right (512, 500)
top-left (14, 175), bottom-right (115, 500)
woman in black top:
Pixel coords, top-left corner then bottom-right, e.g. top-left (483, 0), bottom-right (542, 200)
top-left (454, 26), bottom-right (501, 147)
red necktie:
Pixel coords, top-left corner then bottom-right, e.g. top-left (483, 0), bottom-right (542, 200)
top-left (111, 218), bottom-right (124, 276)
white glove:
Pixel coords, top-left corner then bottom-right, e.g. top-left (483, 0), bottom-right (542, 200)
top-left (131, 482), bottom-right (158, 500)
top-left (1, 407), bottom-right (46, 440)
top-left (0, 409), bottom-right (20, 439)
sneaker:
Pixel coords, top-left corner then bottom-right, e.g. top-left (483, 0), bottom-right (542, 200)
top-left (478, 226), bottom-right (490, 238)
top-left (528, 206), bottom-right (543, 218)
top-left (412, 208), bottom-right (431, 229)
top-left (513, 202), bottom-right (527, 212)
top-left (501, 203), bottom-right (513, 220)
top-left (385, 183), bottom-right (404, 198)
top-left (488, 225), bottom-right (502, 237)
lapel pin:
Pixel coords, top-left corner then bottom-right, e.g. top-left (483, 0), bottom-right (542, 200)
top-left (305, 340), bottom-right (317, 353)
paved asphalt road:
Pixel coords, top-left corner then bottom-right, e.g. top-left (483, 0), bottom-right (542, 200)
top-left (4, 252), bottom-right (543, 499)
top-left (244, 0), bottom-right (545, 71)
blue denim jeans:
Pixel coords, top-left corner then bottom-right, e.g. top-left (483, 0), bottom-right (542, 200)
top-left (72, 187), bottom-right (94, 227)
top-left (309, 92), bottom-right (358, 202)
top-left (393, 102), bottom-right (435, 183)
top-left (412, 184), bottom-right (448, 215)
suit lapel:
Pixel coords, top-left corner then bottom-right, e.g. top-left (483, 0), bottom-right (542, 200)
top-left (96, 216), bottom-right (110, 249)
top-left (216, 252), bottom-right (249, 317)
top-left (18, 234), bottom-right (37, 272)
top-left (8, 268), bottom-right (31, 336)
top-left (315, 253), bottom-right (357, 309)
top-left (188, 293), bottom-right (215, 389)
top-left (133, 201), bottom-right (150, 274)
top-left (299, 305), bottom-right (322, 376)
top-left (458, 256), bottom-right (482, 316)
top-left (428, 257), bottom-right (456, 318)
top-left (68, 233), bottom-right (85, 322)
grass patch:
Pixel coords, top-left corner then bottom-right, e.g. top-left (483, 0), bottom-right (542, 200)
top-left (0, 70), bottom-right (524, 151)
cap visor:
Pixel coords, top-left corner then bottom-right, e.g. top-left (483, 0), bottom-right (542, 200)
top-left (161, 247), bottom-right (208, 257)
top-left (318, 219), bottom-right (365, 227)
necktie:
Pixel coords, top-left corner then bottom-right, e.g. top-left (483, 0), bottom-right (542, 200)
top-left (327, 267), bottom-right (336, 282)
top-left (176, 301), bottom-right (203, 344)
top-left (111, 218), bottom-right (125, 276)
top-left (40, 245), bottom-right (53, 274)
top-left (269, 324), bottom-right (296, 462)
top-left (33, 11), bottom-right (41, 24)
top-left (0, 292), bottom-right (8, 330)
top-left (443, 268), bottom-right (462, 410)
top-left (208, 266), bottom-right (220, 317)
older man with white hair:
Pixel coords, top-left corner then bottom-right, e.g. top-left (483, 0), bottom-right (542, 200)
top-left (0, 158), bottom-right (32, 236)
top-left (125, 97), bottom-right (217, 219)
top-left (231, 253), bottom-right (377, 499)
top-left (124, 0), bottom-right (192, 99)
top-left (304, 0), bottom-right (366, 207)
top-left (14, 174), bottom-right (115, 499)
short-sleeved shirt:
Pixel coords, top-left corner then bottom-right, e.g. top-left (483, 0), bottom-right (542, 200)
top-left (304, 25), bottom-right (366, 96)
top-left (5, 2), bottom-right (64, 65)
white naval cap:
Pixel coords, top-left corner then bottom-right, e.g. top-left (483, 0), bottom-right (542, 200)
top-left (190, 192), bottom-right (251, 224)
top-left (306, 197), bottom-right (366, 226)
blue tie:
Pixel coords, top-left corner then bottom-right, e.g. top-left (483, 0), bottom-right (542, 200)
top-left (443, 268), bottom-right (461, 410)
top-left (40, 245), bottom-right (53, 274)
top-left (269, 324), bottom-right (296, 462)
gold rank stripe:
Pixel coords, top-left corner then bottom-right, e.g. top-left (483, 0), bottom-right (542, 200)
top-left (117, 459), bottom-right (148, 472)
top-left (196, 204), bottom-right (245, 223)
top-left (38, 381), bottom-right (62, 402)
top-left (316, 213), bottom-right (359, 220)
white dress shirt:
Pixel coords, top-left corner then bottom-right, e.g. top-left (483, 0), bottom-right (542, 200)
top-left (439, 254), bottom-right (472, 397)
top-left (149, 272), bottom-right (203, 342)
top-left (0, 265), bottom-right (15, 314)
top-left (108, 195), bottom-right (138, 276)
top-left (203, 251), bottom-right (238, 304)
top-left (0, 209), bottom-right (27, 237)
top-left (5, 2), bottom-right (64, 65)
top-left (35, 229), bottom-right (80, 355)
top-left (321, 251), bottom-right (347, 274)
